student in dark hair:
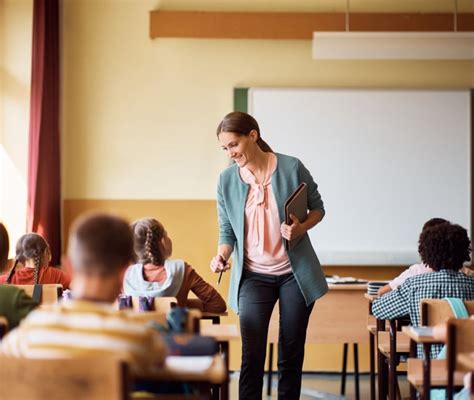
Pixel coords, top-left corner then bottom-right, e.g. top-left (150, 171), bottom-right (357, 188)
top-left (0, 233), bottom-right (70, 288)
top-left (124, 218), bottom-right (226, 313)
top-left (372, 222), bottom-right (474, 357)
top-left (0, 222), bottom-right (11, 274)
top-left (211, 111), bottom-right (326, 399)
top-left (378, 218), bottom-right (473, 296)
top-left (1, 212), bottom-right (166, 375)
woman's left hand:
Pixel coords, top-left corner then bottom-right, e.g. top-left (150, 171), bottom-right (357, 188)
top-left (280, 214), bottom-right (307, 241)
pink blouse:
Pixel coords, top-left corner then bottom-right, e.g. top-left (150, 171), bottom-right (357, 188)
top-left (239, 153), bottom-right (291, 275)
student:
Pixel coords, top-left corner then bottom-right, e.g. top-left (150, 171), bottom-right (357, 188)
top-left (0, 233), bottom-right (71, 288)
top-left (0, 222), bottom-right (13, 275)
top-left (124, 218), bottom-right (226, 313)
top-left (378, 218), bottom-right (473, 296)
top-left (1, 213), bottom-right (166, 375)
top-left (0, 285), bottom-right (37, 330)
top-left (372, 222), bottom-right (474, 357)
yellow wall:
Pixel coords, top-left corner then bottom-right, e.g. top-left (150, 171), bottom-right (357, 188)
top-left (60, 0), bottom-right (474, 372)
top-left (0, 0), bottom-right (32, 256)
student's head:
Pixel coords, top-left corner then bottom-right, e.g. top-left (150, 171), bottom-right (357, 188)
top-left (418, 222), bottom-right (471, 272)
top-left (131, 218), bottom-right (172, 266)
top-left (421, 218), bottom-right (448, 232)
top-left (7, 233), bottom-right (50, 284)
top-left (216, 111), bottom-right (273, 166)
top-left (0, 222), bottom-right (9, 272)
top-left (66, 213), bottom-right (134, 302)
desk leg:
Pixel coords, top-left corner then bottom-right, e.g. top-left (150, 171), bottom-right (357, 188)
top-left (222, 341), bottom-right (230, 400)
top-left (369, 332), bottom-right (376, 400)
top-left (353, 343), bottom-right (360, 400)
top-left (409, 339), bottom-right (417, 400)
top-left (341, 343), bottom-right (348, 395)
top-left (267, 343), bottom-right (274, 396)
top-left (422, 344), bottom-right (431, 400)
top-left (377, 348), bottom-right (386, 400)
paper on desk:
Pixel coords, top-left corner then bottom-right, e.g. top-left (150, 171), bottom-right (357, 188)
top-left (166, 356), bottom-right (214, 372)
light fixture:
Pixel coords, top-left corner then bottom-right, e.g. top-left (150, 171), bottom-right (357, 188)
top-left (312, 0), bottom-right (474, 60)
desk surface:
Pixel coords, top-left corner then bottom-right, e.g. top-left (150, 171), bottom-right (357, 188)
top-left (458, 352), bottom-right (474, 370)
top-left (201, 324), bottom-right (239, 341)
top-left (401, 326), bottom-right (443, 344)
top-left (148, 354), bottom-right (226, 384)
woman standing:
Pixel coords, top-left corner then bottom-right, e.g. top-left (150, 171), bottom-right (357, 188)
top-left (211, 111), bottom-right (328, 400)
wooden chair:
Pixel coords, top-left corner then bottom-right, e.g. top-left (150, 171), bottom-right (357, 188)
top-left (0, 355), bottom-right (129, 400)
top-left (405, 300), bottom-right (474, 400)
top-left (376, 315), bottom-right (411, 400)
top-left (421, 299), bottom-right (474, 326)
top-left (127, 309), bottom-right (202, 334)
top-left (11, 284), bottom-right (63, 305)
top-left (131, 296), bottom-right (177, 312)
top-left (407, 318), bottom-right (474, 400)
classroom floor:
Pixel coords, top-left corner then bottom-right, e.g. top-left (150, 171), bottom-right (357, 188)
top-left (229, 372), bottom-right (410, 399)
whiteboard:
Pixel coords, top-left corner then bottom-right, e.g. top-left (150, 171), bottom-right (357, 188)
top-left (248, 88), bottom-right (471, 265)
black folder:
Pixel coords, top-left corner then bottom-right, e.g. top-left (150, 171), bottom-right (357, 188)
top-left (284, 182), bottom-right (308, 251)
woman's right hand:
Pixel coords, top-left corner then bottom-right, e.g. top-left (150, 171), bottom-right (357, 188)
top-left (210, 255), bottom-right (231, 273)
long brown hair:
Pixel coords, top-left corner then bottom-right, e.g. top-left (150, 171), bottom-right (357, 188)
top-left (7, 233), bottom-right (49, 284)
top-left (0, 223), bottom-right (9, 273)
top-left (216, 111), bottom-right (273, 153)
top-left (131, 218), bottom-right (166, 266)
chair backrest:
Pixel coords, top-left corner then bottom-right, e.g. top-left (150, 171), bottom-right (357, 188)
top-left (131, 296), bottom-right (177, 312)
top-left (0, 356), bottom-right (129, 400)
top-left (12, 284), bottom-right (63, 305)
top-left (127, 308), bottom-right (202, 333)
top-left (447, 318), bottom-right (474, 371)
top-left (420, 299), bottom-right (474, 326)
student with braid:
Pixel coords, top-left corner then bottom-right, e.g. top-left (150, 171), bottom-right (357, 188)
top-left (124, 218), bottom-right (226, 313)
top-left (0, 233), bottom-right (71, 288)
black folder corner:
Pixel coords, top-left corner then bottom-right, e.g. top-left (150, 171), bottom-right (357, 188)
top-left (284, 182), bottom-right (308, 251)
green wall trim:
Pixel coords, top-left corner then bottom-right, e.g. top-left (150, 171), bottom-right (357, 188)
top-left (233, 88), bottom-right (249, 113)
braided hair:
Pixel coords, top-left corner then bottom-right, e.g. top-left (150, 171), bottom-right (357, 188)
top-left (131, 218), bottom-right (166, 266)
top-left (7, 233), bottom-right (49, 284)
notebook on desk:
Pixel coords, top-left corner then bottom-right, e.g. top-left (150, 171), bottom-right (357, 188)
top-left (284, 183), bottom-right (307, 251)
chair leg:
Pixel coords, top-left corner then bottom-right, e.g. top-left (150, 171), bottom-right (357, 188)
top-left (377, 351), bottom-right (386, 400)
top-left (422, 344), bottom-right (431, 400)
top-left (369, 332), bottom-right (376, 400)
top-left (353, 343), bottom-right (360, 400)
top-left (266, 343), bottom-right (274, 396)
top-left (396, 379), bottom-right (401, 400)
top-left (341, 343), bottom-right (348, 396)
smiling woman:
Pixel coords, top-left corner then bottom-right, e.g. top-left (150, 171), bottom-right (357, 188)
top-left (211, 111), bottom-right (327, 400)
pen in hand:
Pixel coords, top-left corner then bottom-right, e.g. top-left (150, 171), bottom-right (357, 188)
top-left (216, 256), bottom-right (228, 286)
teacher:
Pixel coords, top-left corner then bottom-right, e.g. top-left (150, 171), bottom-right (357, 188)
top-left (210, 111), bottom-right (328, 399)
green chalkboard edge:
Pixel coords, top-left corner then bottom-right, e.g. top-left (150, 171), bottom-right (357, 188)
top-left (234, 88), bottom-right (249, 113)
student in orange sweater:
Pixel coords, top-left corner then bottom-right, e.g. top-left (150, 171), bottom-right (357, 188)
top-left (0, 233), bottom-right (71, 288)
top-left (124, 218), bottom-right (226, 313)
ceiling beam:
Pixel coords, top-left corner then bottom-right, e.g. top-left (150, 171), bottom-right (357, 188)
top-left (149, 11), bottom-right (474, 39)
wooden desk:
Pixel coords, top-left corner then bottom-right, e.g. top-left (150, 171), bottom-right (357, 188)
top-left (144, 354), bottom-right (228, 400)
top-left (267, 283), bottom-right (368, 399)
top-left (268, 283), bottom-right (368, 344)
top-left (458, 352), bottom-right (474, 371)
top-left (201, 311), bottom-right (228, 325)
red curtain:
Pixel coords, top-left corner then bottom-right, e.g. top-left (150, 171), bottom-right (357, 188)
top-left (27, 0), bottom-right (61, 265)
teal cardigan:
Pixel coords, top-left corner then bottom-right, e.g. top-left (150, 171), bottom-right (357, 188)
top-left (217, 152), bottom-right (328, 313)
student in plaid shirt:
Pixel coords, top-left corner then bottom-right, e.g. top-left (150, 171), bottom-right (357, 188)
top-left (372, 221), bottom-right (474, 357)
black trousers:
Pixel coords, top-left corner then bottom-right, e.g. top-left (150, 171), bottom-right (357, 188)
top-left (238, 270), bottom-right (314, 400)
